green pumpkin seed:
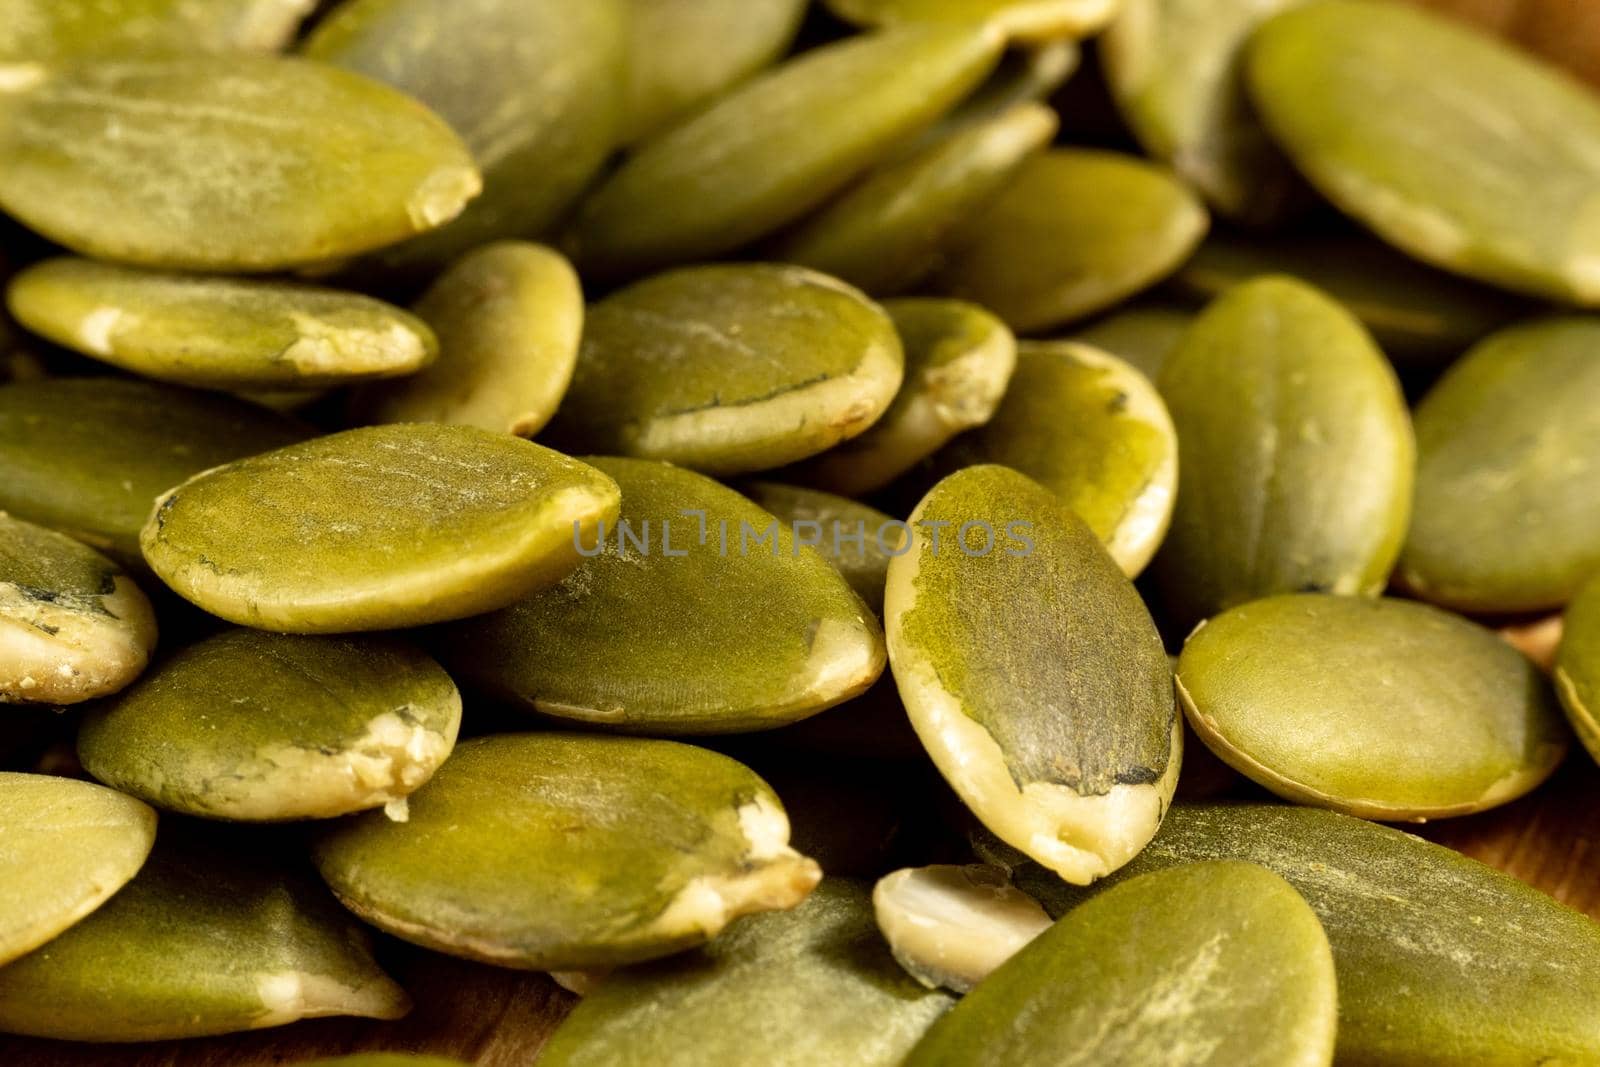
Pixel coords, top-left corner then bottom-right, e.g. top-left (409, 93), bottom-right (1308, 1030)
top-left (773, 103), bottom-right (1058, 296)
top-left (78, 629), bottom-right (460, 822)
top-left (886, 465), bottom-right (1179, 885)
top-left (0, 377), bottom-right (307, 564)
top-left (544, 264), bottom-right (904, 475)
top-left (141, 424), bottom-right (619, 634)
top-left (6, 257), bottom-right (437, 389)
top-left (434, 458), bottom-right (885, 734)
top-left (1558, 576), bottom-right (1600, 763)
top-left (571, 25), bottom-right (1004, 281)
top-left (1070, 304), bottom-right (1193, 382)
top-left (305, 0), bottom-right (623, 273)
top-left (539, 879), bottom-right (953, 1067)
top-left (1100, 0), bottom-right (1303, 222)
top-left (1156, 276), bottom-right (1413, 629)
top-left (621, 0), bottom-right (808, 144)
top-left (873, 865), bottom-right (1051, 993)
top-left (1172, 233), bottom-right (1529, 364)
top-left (904, 861), bottom-right (1336, 1067)
top-left (790, 298), bottom-right (1017, 496)
top-left (0, 55), bottom-right (479, 272)
top-left (0, 825), bottom-right (408, 1041)
top-left (931, 149), bottom-right (1209, 332)
top-left (1400, 317), bottom-right (1600, 614)
top-left (355, 241), bottom-right (581, 436)
top-left (742, 481), bottom-right (898, 614)
top-left (1178, 593), bottom-right (1568, 820)
top-left (313, 733), bottom-right (821, 970)
top-left (1003, 802), bottom-right (1600, 1066)
top-left (824, 0), bottom-right (1117, 41)
top-left (1247, 0), bottom-right (1600, 304)
top-left (931, 341), bottom-right (1177, 577)
top-left (0, 772), bottom-right (156, 967)
top-left (1, 513), bottom-right (157, 705)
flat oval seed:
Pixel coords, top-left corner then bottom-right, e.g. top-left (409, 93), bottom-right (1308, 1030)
top-left (571, 25), bottom-right (1004, 281)
top-left (1, 514), bottom-right (157, 705)
top-left (355, 242), bottom-right (582, 436)
top-left (824, 0), bottom-right (1117, 42)
top-left (434, 458), bottom-right (885, 734)
top-left (1400, 317), bottom-right (1600, 613)
top-left (931, 341), bottom-right (1177, 578)
top-left (0, 377), bottom-right (307, 564)
top-left (1156, 276), bottom-right (1413, 630)
top-left (791, 298), bottom-right (1017, 496)
top-left (313, 734), bottom-right (821, 970)
top-left (0, 772), bottom-right (156, 967)
top-left (1100, 0), bottom-right (1302, 222)
top-left (904, 862), bottom-right (1336, 1067)
top-left (1179, 594), bottom-right (1568, 820)
top-left (931, 149), bottom-right (1208, 332)
top-left (0, 828), bottom-right (408, 1041)
top-left (621, 0), bottom-right (808, 144)
top-left (1172, 233), bottom-right (1529, 364)
top-left (1248, 0), bottom-right (1600, 304)
top-left (544, 264), bottom-right (904, 475)
top-left (305, 0), bottom-right (623, 274)
top-left (773, 103), bottom-right (1058, 296)
top-left (886, 465), bottom-right (1180, 885)
top-left (539, 879), bottom-right (953, 1067)
top-left (1071, 304), bottom-right (1193, 382)
top-left (741, 481), bottom-right (898, 615)
top-left (141, 425), bottom-right (619, 633)
top-left (1020, 803), bottom-right (1600, 1066)
top-left (7, 258), bottom-right (436, 389)
top-left (79, 629), bottom-right (460, 822)
top-left (873, 865), bottom-right (1051, 993)
top-left (0, 55), bottom-right (480, 272)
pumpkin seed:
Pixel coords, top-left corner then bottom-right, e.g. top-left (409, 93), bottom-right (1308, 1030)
top-left (1156, 276), bottom-right (1414, 630)
top-left (911, 38), bottom-right (1078, 149)
top-left (571, 24), bottom-right (1004, 281)
top-left (1100, 0), bottom-right (1303, 222)
top-left (305, 0), bottom-right (623, 273)
top-left (930, 341), bottom-right (1176, 577)
top-left (0, 54), bottom-right (479, 272)
top-left (79, 629), bottom-right (460, 821)
top-left (0, 377), bottom-right (307, 564)
top-left (1, 513), bottom-right (157, 705)
top-left (873, 865), bottom-right (1052, 993)
top-left (1002, 802), bottom-right (1600, 1066)
top-left (0, 772), bottom-right (156, 967)
top-left (931, 149), bottom-right (1209, 332)
top-left (433, 458), bottom-right (885, 734)
top-left (1071, 304), bottom-right (1193, 382)
top-left (0, 825), bottom-right (409, 1041)
top-left (903, 861), bottom-right (1337, 1067)
top-left (141, 424), bottom-right (618, 634)
top-left (621, 0), bottom-right (808, 144)
top-left (1179, 593), bottom-right (1568, 820)
top-left (742, 481), bottom-right (898, 614)
top-left (544, 264), bottom-right (904, 475)
top-left (313, 733), bottom-right (821, 970)
top-left (1400, 317), bottom-right (1600, 614)
top-left (773, 103), bottom-right (1058, 296)
top-left (1247, 0), bottom-right (1600, 304)
top-left (1556, 575), bottom-right (1600, 764)
top-left (886, 465), bottom-right (1179, 885)
top-left (539, 879), bottom-right (953, 1067)
top-left (7, 257), bottom-right (437, 389)
top-left (824, 0), bottom-right (1117, 42)
top-left (354, 241), bottom-right (581, 437)
top-left (791, 298), bottom-right (1016, 496)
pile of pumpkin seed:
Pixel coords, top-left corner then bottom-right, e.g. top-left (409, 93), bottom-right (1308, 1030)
top-left (7, 0), bottom-right (1600, 1063)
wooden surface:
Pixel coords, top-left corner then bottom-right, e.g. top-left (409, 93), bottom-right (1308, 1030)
top-left (3, 754), bottom-right (1600, 1066)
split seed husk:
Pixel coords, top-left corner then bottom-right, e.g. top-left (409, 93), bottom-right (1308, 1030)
top-left (873, 865), bottom-right (1052, 993)
top-left (140, 424), bottom-right (621, 633)
top-left (742, 481), bottom-right (899, 614)
top-left (312, 733), bottom-right (821, 970)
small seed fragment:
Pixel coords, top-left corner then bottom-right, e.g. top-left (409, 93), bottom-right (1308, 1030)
top-left (873, 865), bottom-right (1051, 993)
